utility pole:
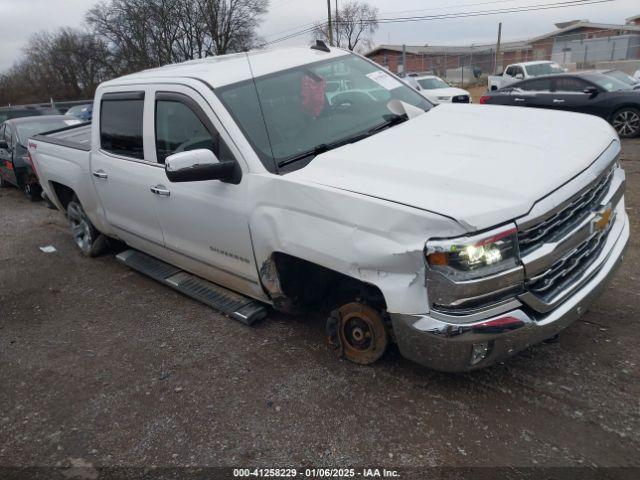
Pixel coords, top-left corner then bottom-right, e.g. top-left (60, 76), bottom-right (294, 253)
top-left (327, 0), bottom-right (334, 46)
top-left (335, 0), bottom-right (339, 47)
top-left (494, 22), bottom-right (502, 74)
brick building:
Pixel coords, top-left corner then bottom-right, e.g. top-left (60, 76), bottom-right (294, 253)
top-left (366, 15), bottom-right (640, 77)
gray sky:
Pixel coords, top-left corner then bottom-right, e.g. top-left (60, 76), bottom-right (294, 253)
top-left (0, 0), bottom-right (638, 72)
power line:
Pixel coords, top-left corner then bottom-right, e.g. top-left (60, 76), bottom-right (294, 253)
top-left (379, 0), bottom-right (526, 16)
top-left (262, 0), bottom-right (618, 47)
top-left (373, 0), bottom-right (616, 24)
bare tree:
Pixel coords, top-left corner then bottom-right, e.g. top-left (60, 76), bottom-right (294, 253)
top-left (313, 0), bottom-right (378, 52)
top-left (0, 28), bottom-right (111, 105)
top-left (1, 0), bottom-right (268, 105)
top-left (196, 0), bottom-right (269, 55)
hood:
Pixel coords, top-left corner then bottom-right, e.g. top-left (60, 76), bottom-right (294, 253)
top-left (288, 104), bottom-right (618, 231)
top-left (421, 87), bottom-right (469, 101)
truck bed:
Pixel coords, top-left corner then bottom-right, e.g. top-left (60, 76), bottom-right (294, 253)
top-left (31, 123), bottom-right (92, 151)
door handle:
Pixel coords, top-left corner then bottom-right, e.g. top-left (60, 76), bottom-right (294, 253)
top-left (92, 170), bottom-right (108, 179)
top-left (553, 99), bottom-right (565, 103)
top-left (150, 185), bottom-right (170, 196)
top-left (514, 98), bottom-right (526, 102)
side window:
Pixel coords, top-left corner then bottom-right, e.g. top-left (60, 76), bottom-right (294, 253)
top-left (554, 78), bottom-right (588, 93)
top-left (100, 92), bottom-right (145, 159)
top-left (155, 93), bottom-right (233, 164)
top-left (505, 66), bottom-right (514, 77)
top-left (517, 78), bottom-right (552, 92)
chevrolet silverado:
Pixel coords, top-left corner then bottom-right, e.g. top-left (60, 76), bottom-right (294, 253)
top-left (29, 45), bottom-right (629, 371)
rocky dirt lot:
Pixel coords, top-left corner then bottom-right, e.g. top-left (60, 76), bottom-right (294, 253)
top-left (1, 139), bottom-right (639, 478)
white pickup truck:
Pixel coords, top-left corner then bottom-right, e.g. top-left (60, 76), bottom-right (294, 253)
top-left (29, 46), bottom-right (629, 372)
top-left (488, 60), bottom-right (566, 91)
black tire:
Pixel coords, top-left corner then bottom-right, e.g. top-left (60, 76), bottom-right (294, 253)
top-left (66, 195), bottom-right (109, 257)
top-left (611, 107), bottom-right (640, 138)
top-left (23, 183), bottom-right (42, 202)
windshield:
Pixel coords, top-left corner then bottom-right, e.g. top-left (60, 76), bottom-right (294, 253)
top-left (525, 62), bottom-right (564, 76)
top-left (66, 105), bottom-right (91, 116)
top-left (16, 118), bottom-right (81, 144)
top-left (417, 77), bottom-right (449, 90)
top-left (586, 73), bottom-right (632, 92)
top-left (217, 54), bottom-right (432, 172)
top-left (605, 70), bottom-right (637, 86)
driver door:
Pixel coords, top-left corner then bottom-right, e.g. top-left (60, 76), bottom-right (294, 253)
top-left (149, 85), bottom-right (260, 292)
top-left (550, 77), bottom-right (595, 115)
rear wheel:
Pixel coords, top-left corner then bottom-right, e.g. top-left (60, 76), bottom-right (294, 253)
top-left (327, 302), bottom-right (389, 365)
top-left (66, 196), bottom-right (109, 257)
top-left (611, 107), bottom-right (640, 138)
top-left (23, 183), bottom-right (41, 202)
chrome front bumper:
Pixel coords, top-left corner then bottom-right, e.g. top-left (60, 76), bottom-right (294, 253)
top-left (391, 212), bottom-right (629, 372)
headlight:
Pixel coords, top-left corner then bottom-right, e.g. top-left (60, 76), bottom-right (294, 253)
top-left (425, 224), bottom-right (520, 281)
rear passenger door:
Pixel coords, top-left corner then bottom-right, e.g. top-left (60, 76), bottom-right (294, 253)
top-left (90, 90), bottom-right (167, 248)
top-left (512, 78), bottom-right (554, 109)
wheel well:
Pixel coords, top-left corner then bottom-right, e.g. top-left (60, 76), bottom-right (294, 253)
top-left (609, 104), bottom-right (640, 119)
top-left (262, 252), bottom-right (387, 313)
top-left (50, 182), bottom-right (75, 211)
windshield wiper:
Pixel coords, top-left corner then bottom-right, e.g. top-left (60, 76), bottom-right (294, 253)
top-left (276, 114), bottom-right (409, 169)
top-left (366, 113), bottom-right (408, 135)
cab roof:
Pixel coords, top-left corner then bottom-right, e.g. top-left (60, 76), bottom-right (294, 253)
top-left (101, 46), bottom-right (351, 90)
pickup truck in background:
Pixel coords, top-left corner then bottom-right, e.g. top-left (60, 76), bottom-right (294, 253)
top-left (488, 60), bottom-right (566, 91)
top-left (29, 46), bottom-right (629, 371)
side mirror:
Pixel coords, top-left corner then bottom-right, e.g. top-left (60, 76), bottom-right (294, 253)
top-left (515, 73), bottom-right (524, 80)
top-left (165, 149), bottom-right (236, 183)
top-left (583, 86), bottom-right (599, 97)
top-left (0, 140), bottom-right (8, 150)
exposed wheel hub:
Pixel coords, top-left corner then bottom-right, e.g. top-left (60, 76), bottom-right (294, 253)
top-left (327, 302), bottom-right (389, 365)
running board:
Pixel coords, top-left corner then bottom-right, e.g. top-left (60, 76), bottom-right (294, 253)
top-left (116, 249), bottom-right (268, 325)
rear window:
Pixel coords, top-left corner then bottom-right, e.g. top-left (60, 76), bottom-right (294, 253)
top-left (100, 92), bottom-right (145, 159)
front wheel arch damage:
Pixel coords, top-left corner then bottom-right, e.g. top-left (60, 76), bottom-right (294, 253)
top-left (259, 253), bottom-right (393, 365)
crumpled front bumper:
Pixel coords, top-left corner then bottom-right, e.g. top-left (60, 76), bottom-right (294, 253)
top-left (390, 213), bottom-right (629, 372)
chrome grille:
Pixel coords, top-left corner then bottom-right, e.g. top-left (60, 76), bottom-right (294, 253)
top-left (452, 95), bottom-right (470, 103)
top-left (518, 166), bottom-right (615, 254)
top-left (527, 215), bottom-right (614, 303)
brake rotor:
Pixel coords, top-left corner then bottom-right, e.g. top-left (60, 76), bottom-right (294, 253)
top-left (333, 302), bottom-right (389, 365)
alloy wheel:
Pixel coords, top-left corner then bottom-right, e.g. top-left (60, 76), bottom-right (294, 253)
top-left (612, 110), bottom-right (640, 138)
top-left (67, 202), bottom-right (93, 253)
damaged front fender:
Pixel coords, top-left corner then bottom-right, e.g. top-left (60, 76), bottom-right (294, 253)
top-left (248, 174), bottom-right (467, 315)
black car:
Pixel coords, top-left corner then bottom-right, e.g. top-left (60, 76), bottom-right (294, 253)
top-left (479, 72), bottom-right (640, 138)
top-left (0, 116), bottom-right (81, 200)
top-left (0, 106), bottom-right (61, 123)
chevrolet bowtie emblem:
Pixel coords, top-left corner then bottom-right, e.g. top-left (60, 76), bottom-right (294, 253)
top-left (593, 206), bottom-right (613, 232)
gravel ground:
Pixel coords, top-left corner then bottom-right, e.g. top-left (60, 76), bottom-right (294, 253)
top-left (1, 139), bottom-right (639, 477)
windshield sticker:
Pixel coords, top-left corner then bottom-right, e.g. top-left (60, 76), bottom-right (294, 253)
top-left (366, 71), bottom-right (402, 91)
